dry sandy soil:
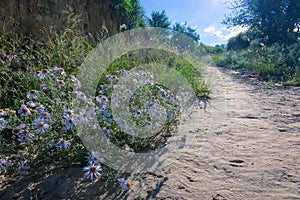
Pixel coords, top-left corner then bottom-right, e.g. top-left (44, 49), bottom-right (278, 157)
top-left (1, 66), bottom-right (300, 199)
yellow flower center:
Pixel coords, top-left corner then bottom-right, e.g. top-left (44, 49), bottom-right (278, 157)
top-left (90, 166), bottom-right (96, 173)
top-left (20, 167), bottom-right (25, 172)
top-left (68, 110), bottom-right (73, 115)
top-left (39, 122), bottom-right (44, 127)
top-left (43, 112), bottom-right (48, 116)
top-left (127, 182), bottom-right (132, 189)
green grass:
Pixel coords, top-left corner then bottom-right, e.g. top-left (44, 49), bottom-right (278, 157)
top-left (0, 20), bottom-right (210, 188)
top-left (214, 44), bottom-right (300, 85)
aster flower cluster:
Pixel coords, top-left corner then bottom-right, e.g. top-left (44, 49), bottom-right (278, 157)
top-left (0, 66), bottom-right (82, 181)
top-left (0, 63), bottom-right (181, 190)
top-left (95, 68), bottom-right (180, 138)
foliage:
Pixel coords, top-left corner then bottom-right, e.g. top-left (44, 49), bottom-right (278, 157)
top-left (202, 43), bottom-right (226, 54)
top-left (223, 0), bottom-right (300, 45)
top-left (227, 32), bottom-right (250, 50)
top-left (0, 5), bottom-right (209, 192)
top-left (146, 9), bottom-right (171, 29)
top-left (112, 0), bottom-right (145, 29)
top-left (215, 43), bottom-right (300, 85)
top-left (172, 22), bottom-right (200, 42)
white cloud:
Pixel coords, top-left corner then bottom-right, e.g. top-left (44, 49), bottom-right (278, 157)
top-left (204, 26), bottom-right (226, 38)
top-left (224, 26), bottom-right (249, 40)
top-left (204, 26), bottom-right (216, 33)
top-left (203, 25), bottom-right (248, 42)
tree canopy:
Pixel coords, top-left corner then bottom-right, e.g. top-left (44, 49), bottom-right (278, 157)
top-left (173, 22), bottom-right (200, 42)
top-left (223, 0), bottom-right (300, 44)
top-left (146, 10), bottom-right (200, 42)
top-left (147, 9), bottom-right (171, 29)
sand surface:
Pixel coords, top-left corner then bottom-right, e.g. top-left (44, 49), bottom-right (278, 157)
top-left (1, 66), bottom-right (300, 199)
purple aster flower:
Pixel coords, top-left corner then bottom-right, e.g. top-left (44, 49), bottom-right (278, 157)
top-left (100, 84), bottom-right (113, 91)
top-left (18, 161), bottom-right (30, 180)
top-left (0, 118), bottom-right (9, 131)
top-left (95, 95), bottom-right (109, 105)
top-left (86, 152), bottom-right (104, 165)
top-left (35, 103), bottom-right (45, 112)
top-left (83, 163), bottom-right (101, 180)
top-left (12, 124), bottom-right (26, 135)
top-left (57, 79), bottom-right (65, 87)
top-left (63, 115), bottom-right (76, 130)
top-left (75, 108), bottom-right (93, 125)
top-left (20, 123), bottom-right (26, 129)
top-left (27, 90), bottom-right (40, 99)
top-left (18, 104), bottom-right (31, 117)
top-left (106, 75), bottom-right (119, 81)
top-left (39, 109), bottom-right (52, 120)
top-left (35, 69), bottom-right (52, 79)
top-left (70, 75), bottom-right (81, 90)
top-left (144, 101), bottom-right (153, 108)
top-left (0, 108), bottom-right (8, 116)
top-left (116, 69), bottom-right (129, 76)
top-left (97, 107), bottom-right (113, 122)
top-left (17, 149), bottom-right (28, 157)
top-left (56, 138), bottom-right (71, 149)
top-left (18, 129), bottom-right (34, 143)
top-left (125, 125), bottom-right (135, 136)
top-left (134, 109), bottom-right (143, 118)
top-left (48, 139), bottom-right (58, 148)
top-left (116, 117), bottom-right (126, 129)
top-left (102, 127), bottom-right (112, 136)
top-left (26, 101), bottom-right (38, 108)
top-left (75, 91), bottom-right (88, 102)
top-left (124, 144), bottom-right (135, 156)
top-left (119, 178), bottom-right (131, 191)
top-left (63, 108), bottom-right (74, 119)
top-left (144, 121), bottom-right (152, 128)
top-left (53, 66), bottom-right (67, 76)
top-left (32, 118), bottom-right (49, 134)
top-left (0, 157), bottom-right (11, 172)
top-left (40, 83), bottom-right (47, 89)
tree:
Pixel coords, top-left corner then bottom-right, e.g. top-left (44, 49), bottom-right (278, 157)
top-left (172, 22), bottom-right (200, 42)
top-left (147, 10), bottom-right (171, 29)
top-left (112, 0), bottom-right (145, 29)
top-left (223, 0), bottom-right (300, 44)
top-left (227, 32), bottom-right (250, 50)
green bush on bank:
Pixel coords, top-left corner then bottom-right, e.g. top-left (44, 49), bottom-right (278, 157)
top-left (214, 43), bottom-right (300, 86)
top-left (0, 12), bottom-right (209, 191)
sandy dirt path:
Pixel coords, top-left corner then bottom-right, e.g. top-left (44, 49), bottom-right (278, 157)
top-left (115, 66), bottom-right (300, 200)
top-left (1, 66), bottom-right (299, 199)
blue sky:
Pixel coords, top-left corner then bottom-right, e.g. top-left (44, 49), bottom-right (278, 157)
top-left (139, 0), bottom-right (248, 46)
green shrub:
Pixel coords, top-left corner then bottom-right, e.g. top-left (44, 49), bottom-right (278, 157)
top-left (0, 16), bottom-right (210, 192)
top-left (215, 42), bottom-right (300, 85)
